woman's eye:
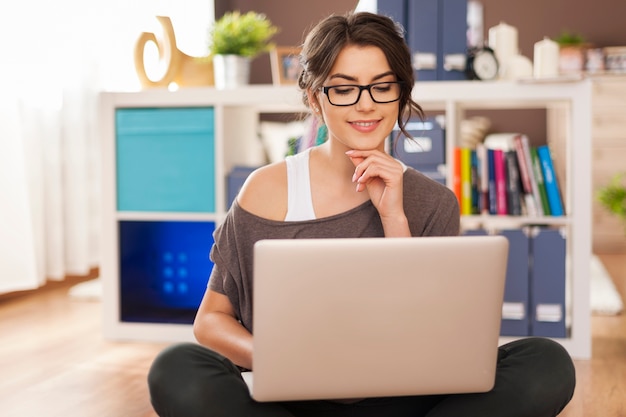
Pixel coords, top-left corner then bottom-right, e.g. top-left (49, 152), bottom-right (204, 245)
top-left (373, 83), bottom-right (392, 93)
top-left (334, 86), bottom-right (356, 95)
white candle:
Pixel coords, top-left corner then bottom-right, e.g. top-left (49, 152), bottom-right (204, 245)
top-left (488, 22), bottom-right (518, 78)
top-left (533, 37), bottom-right (560, 78)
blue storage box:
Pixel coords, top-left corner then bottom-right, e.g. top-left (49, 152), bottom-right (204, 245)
top-left (390, 117), bottom-right (446, 175)
top-left (116, 107), bottom-right (215, 212)
top-left (119, 220), bottom-right (215, 324)
top-left (227, 166), bottom-right (258, 209)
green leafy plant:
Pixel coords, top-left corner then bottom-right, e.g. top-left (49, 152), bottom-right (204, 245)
top-left (209, 11), bottom-right (279, 58)
top-left (597, 173), bottom-right (626, 234)
top-left (555, 31), bottom-right (585, 46)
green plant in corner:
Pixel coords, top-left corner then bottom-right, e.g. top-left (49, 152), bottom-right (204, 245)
top-left (209, 11), bottom-right (279, 58)
top-left (597, 173), bottom-right (626, 234)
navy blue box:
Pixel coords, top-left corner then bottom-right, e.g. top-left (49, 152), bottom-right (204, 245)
top-left (377, 0), bottom-right (408, 36)
top-left (390, 117), bottom-right (446, 177)
top-left (119, 220), bottom-right (215, 324)
top-left (227, 166), bottom-right (258, 209)
top-left (462, 228), bottom-right (531, 337)
top-left (407, 0), bottom-right (468, 81)
top-left (530, 227), bottom-right (567, 338)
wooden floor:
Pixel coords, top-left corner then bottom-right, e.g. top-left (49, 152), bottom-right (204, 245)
top-left (1, 255), bottom-right (625, 417)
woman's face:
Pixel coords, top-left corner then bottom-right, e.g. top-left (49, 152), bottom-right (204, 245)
top-left (312, 44), bottom-right (400, 152)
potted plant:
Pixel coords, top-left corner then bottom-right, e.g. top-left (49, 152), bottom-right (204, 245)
top-left (209, 11), bottom-right (279, 89)
top-left (597, 173), bottom-right (626, 234)
top-left (555, 30), bottom-right (590, 74)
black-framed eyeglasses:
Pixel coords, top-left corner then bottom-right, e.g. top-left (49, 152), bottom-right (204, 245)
top-left (320, 81), bottom-right (403, 106)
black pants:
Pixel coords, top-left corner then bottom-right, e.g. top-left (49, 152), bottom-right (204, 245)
top-left (148, 337), bottom-right (575, 417)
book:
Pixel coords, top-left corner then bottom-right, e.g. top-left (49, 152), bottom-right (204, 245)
top-left (505, 150), bottom-right (522, 216)
top-left (452, 147), bottom-right (462, 207)
top-left (513, 135), bottom-right (538, 216)
top-left (530, 147), bottom-right (551, 216)
top-left (537, 145), bottom-right (564, 216)
top-left (493, 149), bottom-right (508, 215)
top-left (470, 149), bottom-right (480, 214)
top-left (476, 144), bottom-right (490, 214)
top-left (487, 148), bottom-right (497, 215)
top-left (460, 147), bottom-right (472, 215)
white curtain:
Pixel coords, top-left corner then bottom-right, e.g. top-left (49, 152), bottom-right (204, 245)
top-left (0, 0), bottom-right (214, 293)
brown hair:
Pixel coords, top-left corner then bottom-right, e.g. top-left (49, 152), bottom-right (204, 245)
top-left (297, 11), bottom-right (423, 141)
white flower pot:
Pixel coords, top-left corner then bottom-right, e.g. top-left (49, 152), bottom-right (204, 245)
top-left (213, 54), bottom-right (251, 89)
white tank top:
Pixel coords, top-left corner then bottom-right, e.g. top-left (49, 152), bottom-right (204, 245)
top-left (284, 148), bottom-right (316, 221)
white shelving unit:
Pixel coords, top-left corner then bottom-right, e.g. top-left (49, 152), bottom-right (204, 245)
top-left (100, 79), bottom-right (592, 359)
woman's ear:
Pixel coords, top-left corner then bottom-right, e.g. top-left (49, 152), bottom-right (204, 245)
top-left (306, 90), bottom-right (320, 115)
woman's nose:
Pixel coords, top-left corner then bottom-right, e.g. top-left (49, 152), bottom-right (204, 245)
top-left (355, 88), bottom-right (376, 110)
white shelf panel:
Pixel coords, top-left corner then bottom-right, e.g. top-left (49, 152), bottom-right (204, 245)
top-left (116, 211), bottom-right (221, 222)
top-left (461, 215), bottom-right (572, 231)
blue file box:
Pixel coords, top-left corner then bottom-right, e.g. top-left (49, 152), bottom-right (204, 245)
top-left (438, 0), bottom-right (468, 80)
top-left (377, 0), bottom-right (408, 34)
top-left (499, 229), bottom-right (530, 336)
top-left (530, 228), bottom-right (567, 337)
top-left (462, 228), bottom-right (531, 337)
top-left (390, 117), bottom-right (445, 183)
top-left (407, 0), bottom-right (439, 81)
top-left (119, 220), bottom-right (215, 324)
top-left (227, 166), bottom-right (258, 209)
top-left (407, 0), bottom-right (468, 81)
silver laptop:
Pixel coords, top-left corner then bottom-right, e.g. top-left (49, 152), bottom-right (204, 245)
top-left (250, 235), bottom-right (508, 402)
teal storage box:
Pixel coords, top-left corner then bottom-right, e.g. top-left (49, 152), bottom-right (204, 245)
top-left (116, 107), bottom-right (215, 212)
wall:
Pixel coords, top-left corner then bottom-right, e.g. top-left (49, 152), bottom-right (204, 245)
top-left (216, 0), bottom-right (626, 84)
top-left (480, 0), bottom-right (626, 57)
top-left (215, 0), bottom-right (625, 141)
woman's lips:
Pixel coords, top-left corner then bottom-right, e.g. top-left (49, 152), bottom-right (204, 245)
top-left (350, 120), bottom-right (380, 133)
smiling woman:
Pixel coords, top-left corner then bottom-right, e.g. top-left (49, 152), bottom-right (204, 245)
top-left (147, 11), bottom-right (576, 417)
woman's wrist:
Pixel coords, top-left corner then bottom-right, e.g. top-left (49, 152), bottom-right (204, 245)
top-left (381, 214), bottom-right (411, 237)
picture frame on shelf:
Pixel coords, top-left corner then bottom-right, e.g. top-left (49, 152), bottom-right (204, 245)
top-left (270, 46), bottom-right (302, 85)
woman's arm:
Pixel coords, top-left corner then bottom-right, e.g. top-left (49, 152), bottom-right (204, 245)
top-left (193, 289), bottom-right (253, 370)
top-left (346, 149), bottom-right (411, 237)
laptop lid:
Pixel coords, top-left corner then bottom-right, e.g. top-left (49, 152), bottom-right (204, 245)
top-left (251, 235), bottom-right (508, 402)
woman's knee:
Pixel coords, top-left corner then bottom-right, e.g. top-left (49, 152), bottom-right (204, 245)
top-left (500, 337), bottom-right (576, 413)
top-left (504, 337), bottom-right (575, 378)
top-left (533, 338), bottom-right (576, 394)
top-left (148, 343), bottom-right (232, 415)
